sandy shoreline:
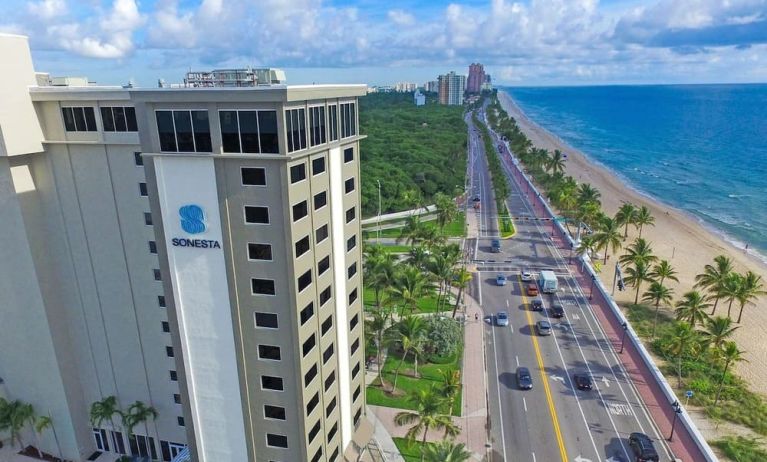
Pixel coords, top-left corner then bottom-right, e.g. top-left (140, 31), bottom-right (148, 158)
top-left (497, 90), bottom-right (767, 394)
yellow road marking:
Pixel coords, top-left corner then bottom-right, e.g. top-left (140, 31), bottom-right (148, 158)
top-left (519, 277), bottom-right (569, 462)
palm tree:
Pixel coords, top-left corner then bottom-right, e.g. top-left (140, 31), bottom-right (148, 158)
top-left (713, 341), bottom-right (747, 406)
top-left (615, 202), bottom-right (637, 238)
top-left (366, 310), bottom-right (388, 387)
top-left (433, 192), bottom-right (458, 233)
top-left (423, 440), bottom-right (472, 462)
top-left (364, 246), bottom-right (396, 310)
top-left (674, 291), bottom-right (711, 329)
top-left (575, 234), bottom-right (598, 259)
top-left (547, 149), bottom-right (566, 174)
top-left (619, 237), bottom-right (657, 267)
top-left (386, 316), bottom-right (427, 392)
top-left (576, 183), bottom-right (601, 208)
top-left (624, 261), bottom-right (653, 305)
top-left (593, 217), bottom-right (623, 264)
top-left (735, 271), bottom-right (765, 323)
top-left (451, 268), bottom-right (473, 319)
top-left (89, 396), bottom-right (122, 444)
top-left (394, 386), bottom-right (460, 461)
top-left (701, 316), bottom-right (739, 351)
top-left (668, 323), bottom-right (699, 387)
top-left (407, 246), bottom-right (432, 270)
top-left (390, 265), bottom-right (432, 315)
top-left (633, 206), bottom-right (655, 237)
top-left (695, 255), bottom-right (734, 315)
top-left (123, 401), bottom-right (158, 456)
top-left (0, 399), bottom-right (36, 450)
top-left (642, 282), bottom-right (674, 338)
top-left (438, 369), bottom-right (461, 415)
top-left (650, 260), bottom-right (679, 287)
top-left (722, 273), bottom-right (743, 319)
top-left (34, 415), bottom-right (62, 459)
top-left (398, 215), bottom-right (427, 246)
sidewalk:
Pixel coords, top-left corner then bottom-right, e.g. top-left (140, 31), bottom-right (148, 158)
top-left (498, 135), bottom-right (706, 461)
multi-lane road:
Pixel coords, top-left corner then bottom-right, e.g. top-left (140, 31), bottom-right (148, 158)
top-left (465, 110), bottom-right (675, 462)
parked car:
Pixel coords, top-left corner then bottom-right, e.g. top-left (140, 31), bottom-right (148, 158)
top-left (526, 283), bottom-right (539, 296)
top-left (496, 311), bottom-right (509, 327)
top-left (550, 304), bottom-right (565, 318)
top-left (496, 274), bottom-right (507, 286)
top-left (536, 320), bottom-right (552, 336)
top-left (628, 432), bottom-right (659, 462)
top-left (516, 367), bottom-right (533, 390)
top-left (521, 269), bottom-right (534, 282)
top-left (573, 373), bottom-right (593, 390)
top-left (531, 298), bottom-right (544, 311)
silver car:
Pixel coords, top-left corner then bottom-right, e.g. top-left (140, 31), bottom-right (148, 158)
top-left (536, 320), bottom-right (552, 336)
top-left (521, 269), bottom-right (534, 282)
top-left (496, 311), bottom-right (510, 327)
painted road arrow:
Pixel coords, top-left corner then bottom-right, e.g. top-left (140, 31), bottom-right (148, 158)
top-left (573, 456), bottom-right (592, 462)
top-left (550, 375), bottom-right (565, 383)
top-left (601, 376), bottom-right (611, 387)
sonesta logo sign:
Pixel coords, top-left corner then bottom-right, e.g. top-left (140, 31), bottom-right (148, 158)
top-left (171, 204), bottom-right (222, 249)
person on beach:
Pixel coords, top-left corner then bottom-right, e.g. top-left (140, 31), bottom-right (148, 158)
top-left (475, 313), bottom-right (479, 322)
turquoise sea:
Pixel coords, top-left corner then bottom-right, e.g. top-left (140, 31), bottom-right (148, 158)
top-left (505, 84), bottom-right (767, 263)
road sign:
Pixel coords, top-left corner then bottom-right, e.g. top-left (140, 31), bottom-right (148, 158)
top-left (686, 390), bottom-right (694, 398)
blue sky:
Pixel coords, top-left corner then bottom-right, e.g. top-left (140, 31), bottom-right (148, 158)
top-left (3, 0), bottom-right (767, 87)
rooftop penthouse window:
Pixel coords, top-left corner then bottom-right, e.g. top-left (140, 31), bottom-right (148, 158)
top-left (219, 110), bottom-right (279, 154)
top-left (101, 106), bottom-right (138, 132)
top-left (309, 106), bottom-right (326, 147)
top-left (340, 102), bottom-right (357, 138)
top-left (62, 107), bottom-right (97, 132)
top-left (285, 108), bottom-right (307, 153)
top-left (156, 110), bottom-right (212, 153)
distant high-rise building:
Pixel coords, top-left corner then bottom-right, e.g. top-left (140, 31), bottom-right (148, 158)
top-left (414, 89), bottom-right (425, 106)
top-left (437, 71), bottom-right (466, 105)
top-left (394, 82), bottom-right (417, 92)
top-left (467, 63), bottom-right (486, 94)
top-left (183, 67), bottom-right (286, 87)
top-left (482, 73), bottom-right (493, 92)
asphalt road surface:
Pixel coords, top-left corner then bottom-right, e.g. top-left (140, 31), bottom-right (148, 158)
top-left (466, 110), bottom-right (674, 462)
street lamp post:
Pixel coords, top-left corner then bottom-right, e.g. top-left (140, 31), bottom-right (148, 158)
top-left (569, 242), bottom-right (574, 264)
top-left (376, 180), bottom-right (381, 242)
top-left (589, 274), bottom-right (596, 300)
top-left (668, 401), bottom-right (682, 441)
top-left (619, 322), bottom-right (628, 354)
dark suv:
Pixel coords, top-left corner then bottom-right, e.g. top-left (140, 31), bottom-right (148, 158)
top-left (628, 432), bottom-right (659, 462)
top-left (550, 304), bottom-right (565, 318)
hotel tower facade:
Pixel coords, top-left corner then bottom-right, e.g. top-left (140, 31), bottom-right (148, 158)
top-left (0, 34), bottom-right (371, 462)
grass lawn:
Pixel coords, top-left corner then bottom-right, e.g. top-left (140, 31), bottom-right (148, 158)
top-left (393, 437), bottom-right (436, 462)
top-left (500, 216), bottom-right (515, 238)
top-left (362, 212), bottom-right (466, 240)
top-left (711, 436), bottom-right (767, 462)
top-left (363, 287), bottom-right (448, 314)
top-left (367, 347), bottom-right (462, 416)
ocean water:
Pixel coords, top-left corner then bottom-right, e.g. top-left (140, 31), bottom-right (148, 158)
top-left (505, 84), bottom-right (767, 262)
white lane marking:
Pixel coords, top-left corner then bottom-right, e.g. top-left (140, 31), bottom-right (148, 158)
top-left (532, 452), bottom-right (537, 462)
top-left (523, 397), bottom-right (528, 413)
top-left (607, 403), bottom-right (634, 416)
top-left (506, 299), bottom-right (510, 308)
top-left (601, 376), bottom-right (611, 387)
top-left (516, 355), bottom-right (520, 367)
top-left (477, 272), bottom-right (483, 306)
top-left (574, 456), bottom-right (593, 462)
top-left (490, 321), bottom-right (509, 462)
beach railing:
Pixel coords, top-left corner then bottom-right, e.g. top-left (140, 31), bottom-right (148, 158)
top-left (492, 126), bottom-right (719, 462)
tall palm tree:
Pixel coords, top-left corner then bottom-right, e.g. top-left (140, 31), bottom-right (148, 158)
top-left (451, 268), bottom-right (473, 319)
top-left (366, 310), bottom-right (388, 387)
top-left (390, 265), bottom-right (432, 315)
top-left (576, 183), bottom-right (602, 208)
top-left (713, 341), bottom-right (747, 406)
top-left (364, 246), bottom-right (396, 310)
top-left (407, 246), bottom-right (432, 271)
top-left (433, 192), bottom-right (458, 233)
top-left (428, 254), bottom-right (455, 312)
top-left (33, 415), bottom-right (61, 459)
top-left (423, 440), bottom-right (472, 462)
top-left (398, 215), bottom-right (427, 246)
top-left (735, 271), bottom-right (765, 323)
top-left (722, 273), bottom-right (743, 319)
top-left (386, 316), bottom-right (427, 392)
top-left (642, 282), bottom-right (674, 338)
top-left (575, 235), bottom-right (598, 259)
top-left (547, 149), bottom-right (566, 174)
top-left (89, 396), bottom-right (122, 445)
top-left (674, 291), bottom-right (711, 329)
top-left (701, 316), bottom-right (739, 351)
top-left (695, 255), bottom-right (734, 315)
top-left (593, 217), bottom-right (623, 265)
top-left (123, 401), bottom-right (158, 456)
top-left (619, 237), bottom-right (657, 267)
top-left (438, 369), bottom-right (461, 415)
top-left (668, 323), bottom-right (699, 387)
top-left (624, 261), bottom-right (653, 305)
top-left (615, 202), bottom-right (637, 238)
top-left (0, 399), bottom-right (36, 449)
top-left (633, 206), bottom-right (655, 237)
top-left (394, 386), bottom-right (460, 461)
top-left (650, 260), bottom-right (679, 287)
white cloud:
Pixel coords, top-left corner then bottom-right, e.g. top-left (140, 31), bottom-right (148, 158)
top-left (27, 0), bottom-right (66, 20)
top-left (388, 9), bottom-right (415, 26)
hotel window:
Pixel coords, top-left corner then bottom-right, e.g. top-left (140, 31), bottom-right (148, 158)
top-left (62, 107), bottom-right (97, 132)
top-left (321, 315), bottom-right (333, 336)
top-left (266, 434), bottom-right (288, 449)
top-left (169, 371), bottom-right (177, 381)
top-left (153, 269), bottom-right (162, 281)
top-left (325, 397), bottom-right (336, 417)
top-left (173, 394), bottom-right (181, 404)
top-left (290, 163), bottom-right (306, 184)
top-left (241, 167), bottom-right (267, 186)
top-left (302, 334), bottom-right (316, 357)
top-left (325, 371), bottom-right (336, 391)
top-left (328, 104), bottom-right (339, 141)
top-left (320, 286), bottom-right (331, 306)
top-left (350, 313), bottom-right (359, 330)
top-left (158, 295), bottom-right (166, 307)
top-left (353, 385), bottom-right (361, 402)
top-left (309, 106), bottom-right (326, 146)
top-left (348, 288), bottom-right (358, 305)
top-left (261, 375), bottom-right (284, 391)
top-left (101, 106), bottom-right (138, 132)
top-left (166, 346), bottom-right (174, 357)
top-left (134, 152), bottom-right (143, 166)
top-left (352, 362), bottom-right (360, 378)
top-left (248, 243), bottom-right (272, 260)
top-left (292, 200), bottom-right (308, 222)
top-left (264, 405), bottom-right (286, 421)
top-left (252, 278), bottom-right (276, 295)
top-left (93, 428), bottom-right (109, 451)
top-left (285, 108), bottom-right (307, 153)
top-left (244, 206), bottom-right (269, 224)
top-left (308, 420), bottom-right (321, 443)
top-left (177, 417), bottom-right (185, 427)
top-left (144, 212), bottom-right (153, 225)
top-left (347, 235), bottom-right (357, 252)
top-left (327, 422), bottom-right (338, 441)
top-left (312, 156), bottom-right (326, 175)
top-left (344, 177), bottom-right (355, 194)
top-left (161, 321), bottom-right (170, 333)
top-left (318, 256), bottom-right (330, 275)
top-left (297, 270), bottom-right (312, 292)
top-left (323, 343), bottom-right (334, 364)
top-left (255, 312), bottom-right (279, 329)
top-left (139, 183), bottom-right (148, 197)
top-left (344, 147), bottom-right (354, 163)
top-left (351, 338), bottom-right (359, 355)
top-left (311, 448), bottom-right (323, 462)
top-left (316, 224), bottom-right (329, 243)
top-left (155, 110), bottom-right (211, 153)
top-left (295, 236), bottom-right (310, 257)
top-left (354, 408), bottom-right (362, 426)
top-left (347, 262), bottom-right (357, 280)
top-left (330, 446), bottom-right (339, 462)
top-left (304, 364), bottom-right (318, 387)
top-left (345, 207), bottom-right (355, 223)
top-left (149, 241), bottom-right (157, 254)
top-left (300, 302), bottom-right (314, 325)
top-left (306, 393), bottom-right (319, 416)
top-left (314, 191), bottom-right (327, 210)
top-left (340, 102), bottom-right (356, 138)
top-left (258, 345), bottom-right (281, 361)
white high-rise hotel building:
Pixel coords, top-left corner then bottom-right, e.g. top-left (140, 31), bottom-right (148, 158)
top-left (0, 34), bottom-right (371, 462)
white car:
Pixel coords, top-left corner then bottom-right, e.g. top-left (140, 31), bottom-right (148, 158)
top-left (496, 311), bottom-right (509, 326)
top-left (521, 269), bottom-right (534, 282)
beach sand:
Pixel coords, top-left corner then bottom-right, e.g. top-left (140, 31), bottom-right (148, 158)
top-left (498, 91), bottom-right (767, 395)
